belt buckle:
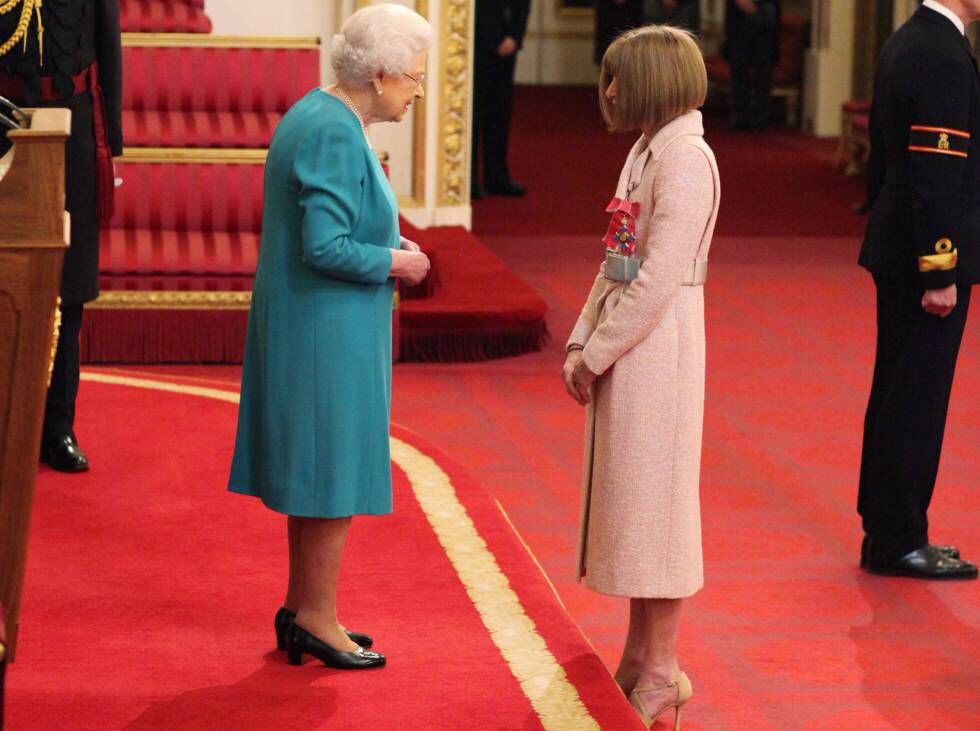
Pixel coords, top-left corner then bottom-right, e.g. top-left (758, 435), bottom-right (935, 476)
top-left (605, 251), bottom-right (641, 282)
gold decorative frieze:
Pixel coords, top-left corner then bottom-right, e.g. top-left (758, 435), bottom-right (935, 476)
top-left (121, 34), bottom-right (320, 49)
top-left (89, 291), bottom-right (252, 310)
top-left (438, 0), bottom-right (471, 206)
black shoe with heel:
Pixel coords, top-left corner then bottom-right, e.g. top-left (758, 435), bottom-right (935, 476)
top-left (275, 606), bottom-right (373, 650)
top-left (286, 623), bottom-right (386, 669)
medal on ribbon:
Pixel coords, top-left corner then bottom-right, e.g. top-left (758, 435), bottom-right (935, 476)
top-left (602, 197), bottom-right (641, 256)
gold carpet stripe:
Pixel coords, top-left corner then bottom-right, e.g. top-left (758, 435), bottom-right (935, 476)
top-left (81, 372), bottom-right (240, 404)
top-left (78, 371), bottom-right (599, 729)
top-left (391, 439), bottom-right (598, 730)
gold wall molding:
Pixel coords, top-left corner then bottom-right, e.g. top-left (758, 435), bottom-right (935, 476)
top-left (438, 0), bottom-right (471, 206)
top-left (119, 148), bottom-right (267, 164)
top-left (121, 33), bottom-right (320, 49)
top-left (89, 291), bottom-right (252, 310)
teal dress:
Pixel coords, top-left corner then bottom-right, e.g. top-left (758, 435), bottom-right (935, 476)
top-left (228, 89), bottom-right (398, 517)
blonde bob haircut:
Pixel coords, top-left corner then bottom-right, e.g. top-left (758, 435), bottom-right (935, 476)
top-left (598, 25), bottom-right (707, 133)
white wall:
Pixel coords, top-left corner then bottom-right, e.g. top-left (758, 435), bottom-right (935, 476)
top-left (205, 0), bottom-right (326, 37)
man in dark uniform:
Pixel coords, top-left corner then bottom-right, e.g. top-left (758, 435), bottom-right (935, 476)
top-left (858, 0), bottom-right (980, 580)
top-left (0, 0), bottom-right (123, 472)
top-left (644, 0), bottom-right (700, 33)
top-left (594, 0), bottom-right (644, 64)
top-left (472, 0), bottom-right (530, 199)
top-left (725, 0), bottom-right (780, 132)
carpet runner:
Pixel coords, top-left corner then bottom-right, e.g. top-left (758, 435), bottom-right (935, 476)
top-left (6, 371), bottom-right (639, 729)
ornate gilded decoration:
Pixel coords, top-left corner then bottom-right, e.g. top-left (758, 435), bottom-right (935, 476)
top-left (88, 291), bottom-right (252, 310)
top-left (46, 295), bottom-right (60, 387)
top-left (121, 33), bottom-right (320, 49)
top-left (438, 0), bottom-right (470, 206)
top-left (119, 148), bottom-right (266, 165)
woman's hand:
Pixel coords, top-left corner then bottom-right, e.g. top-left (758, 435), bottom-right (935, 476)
top-left (400, 236), bottom-right (421, 252)
top-left (563, 350), bottom-right (596, 406)
top-left (390, 248), bottom-right (430, 286)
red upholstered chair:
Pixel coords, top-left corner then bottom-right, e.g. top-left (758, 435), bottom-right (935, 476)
top-left (121, 46), bottom-right (320, 148)
top-left (120, 0), bottom-right (212, 33)
top-left (705, 12), bottom-right (808, 127)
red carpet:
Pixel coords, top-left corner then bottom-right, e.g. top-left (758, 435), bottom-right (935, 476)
top-left (473, 86), bottom-right (868, 240)
top-left (14, 86), bottom-right (980, 728)
top-left (8, 374), bottom-right (637, 729)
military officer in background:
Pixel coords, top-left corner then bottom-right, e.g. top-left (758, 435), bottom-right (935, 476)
top-left (0, 0), bottom-right (123, 472)
top-left (858, 0), bottom-right (980, 580)
top-left (472, 0), bottom-right (530, 199)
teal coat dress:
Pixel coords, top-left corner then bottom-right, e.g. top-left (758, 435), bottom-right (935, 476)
top-left (228, 89), bottom-right (398, 517)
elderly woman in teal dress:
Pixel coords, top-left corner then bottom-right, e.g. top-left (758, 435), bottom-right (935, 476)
top-left (228, 4), bottom-right (432, 671)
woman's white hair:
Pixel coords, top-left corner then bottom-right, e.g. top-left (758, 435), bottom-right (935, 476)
top-left (331, 4), bottom-right (434, 86)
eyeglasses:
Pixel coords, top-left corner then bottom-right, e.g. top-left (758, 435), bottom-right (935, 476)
top-left (401, 71), bottom-right (425, 87)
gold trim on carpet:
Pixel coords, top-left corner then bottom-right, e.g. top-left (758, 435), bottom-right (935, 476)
top-left (88, 291), bottom-right (252, 310)
top-left (119, 148), bottom-right (267, 165)
top-left (391, 439), bottom-right (599, 730)
top-left (121, 33), bottom-right (321, 49)
top-left (76, 371), bottom-right (601, 730)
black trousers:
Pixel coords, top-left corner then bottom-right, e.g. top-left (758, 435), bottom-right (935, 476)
top-left (858, 278), bottom-right (972, 562)
top-left (42, 302), bottom-right (84, 442)
top-left (472, 55), bottom-right (518, 191)
top-left (728, 4), bottom-right (777, 128)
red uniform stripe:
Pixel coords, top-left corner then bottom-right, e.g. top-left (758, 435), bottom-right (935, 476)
top-left (910, 125), bottom-right (971, 138)
top-left (908, 145), bottom-right (969, 158)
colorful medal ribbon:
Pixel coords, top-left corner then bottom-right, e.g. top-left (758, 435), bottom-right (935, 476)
top-left (602, 197), bottom-right (641, 256)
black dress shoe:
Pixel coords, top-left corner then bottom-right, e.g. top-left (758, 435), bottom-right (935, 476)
top-left (865, 545), bottom-right (978, 580)
top-left (274, 606), bottom-right (372, 650)
top-left (485, 181), bottom-right (526, 197)
top-left (286, 623), bottom-right (385, 669)
top-left (40, 435), bottom-right (89, 472)
top-left (860, 536), bottom-right (959, 568)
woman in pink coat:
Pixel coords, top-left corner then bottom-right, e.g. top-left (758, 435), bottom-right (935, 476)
top-left (562, 26), bottom-right (720, 730)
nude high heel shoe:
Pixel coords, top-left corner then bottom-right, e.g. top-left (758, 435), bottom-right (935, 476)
top-left (628, 671), bottom-right (693, 730)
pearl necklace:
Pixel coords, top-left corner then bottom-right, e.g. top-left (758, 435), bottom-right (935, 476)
top-left (333, 86), bottom-right (372, 148)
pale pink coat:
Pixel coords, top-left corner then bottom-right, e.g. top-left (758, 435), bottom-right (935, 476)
top-left (567, 111), bottom-right (720, 598)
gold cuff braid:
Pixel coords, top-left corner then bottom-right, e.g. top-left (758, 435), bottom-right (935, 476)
top-left (918, 250), bottom-right (958, 272)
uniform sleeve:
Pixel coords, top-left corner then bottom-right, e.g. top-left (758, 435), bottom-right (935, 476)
top-left (582, 144), bottom-right (715, 376)
top-left (506, 0), bottom-right (532, 48)
top-left (906, 52), bottom-right (973, 289)
top-left (293, 122), bottom-right (394, 285)
top-left (96, 0), bottom-right (123, 156)
top-left (866, 93), bottom-right (886, 207)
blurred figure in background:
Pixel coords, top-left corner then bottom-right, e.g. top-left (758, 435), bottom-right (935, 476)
top-left (472, 0), bottom-right (531, 198)
top-left (644, 0), bottom-right (700, 32)
top-left (725, 0), bottom-right (780, 131)
top-left (595, 0), bottom-right (644, 64)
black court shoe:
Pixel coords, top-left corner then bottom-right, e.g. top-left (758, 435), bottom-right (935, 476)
top-left (274, 607), bottom-right (372, 650)
top-left (286, 623), bottom-right (386, 670)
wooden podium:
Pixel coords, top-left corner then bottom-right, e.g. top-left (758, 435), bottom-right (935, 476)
top-left (0, 107), bottom-right (71, 663)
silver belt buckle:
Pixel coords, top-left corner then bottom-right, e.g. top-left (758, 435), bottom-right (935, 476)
top-left (605, 251), bottom-right (642, 282)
